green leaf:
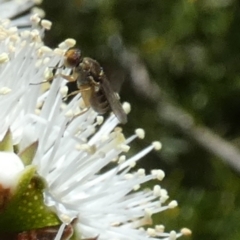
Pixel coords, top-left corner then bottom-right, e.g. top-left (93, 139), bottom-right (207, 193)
top-left (18, 141), bottom-right (39, 166)
top-left (0, 166), bottom-right (60, 233)
top-left (0, 129), bottom-right (13, 152)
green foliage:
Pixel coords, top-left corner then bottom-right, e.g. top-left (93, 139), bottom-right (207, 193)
top-left (0, 166), bottom-right (60, 232)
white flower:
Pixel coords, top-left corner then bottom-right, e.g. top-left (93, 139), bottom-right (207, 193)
top-left (0, 16), bottom-right (191, 240)
top-left (0, 0), bottom-right (43, 28)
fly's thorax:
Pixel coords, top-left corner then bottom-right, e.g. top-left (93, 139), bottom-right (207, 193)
top-left (75, 66), bottom-right (90, 87)
top-left (81, 57), bottom-right (102, 82)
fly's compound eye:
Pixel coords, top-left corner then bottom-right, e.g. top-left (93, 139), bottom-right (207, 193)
top-left (64, 48), bottom-right (83, 68)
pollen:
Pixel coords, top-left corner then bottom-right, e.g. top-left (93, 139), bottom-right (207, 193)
top-left (43, 57), bottom-right (51, 65)
top-left (64, 38), bottom-right (77, 48)
top-left (152, 141), bottom-right (162, 150)
top-left (151, 169), bottom-right (165, 181)
top-left (168, 200), bottom-right (178, 208)
top-left (60, 86), bottom-right (69, 97)
top-left (181, 228), bottom-right (192, 236)
top-left (0, 53), bottom-right (9, 63)
top-left (96, 116), bottom-right (104, 125)
top-left (118, 155), bottom-right (126, 163)
top-left (137, 168), bottom-right (145, 176)
top-left (41, 20), bottom-right (52, 30)
top-left (123, 102), bottom-right (131, 114)
top-left (65, 109), bottom-right (74, 117)
top-left (147, 227), bottom-right (157, 237)
top-left (120, 144), bottom-right (130, 152)
top-left (0, 87), bottom-right (11, 95)
top-left (39, 46), bottom-right (53, 54)
top-left (30, 14), bottom-right (41, 25)
top-left (155, 225), bottom-right (165, 233)
top-left (153, 185), bottom-right (161, 197)
top-left (135, 128), bottom-right (145, 139)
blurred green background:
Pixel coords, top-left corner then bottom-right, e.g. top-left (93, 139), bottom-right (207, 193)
top-left (40, 0), bottom-right (240, 239)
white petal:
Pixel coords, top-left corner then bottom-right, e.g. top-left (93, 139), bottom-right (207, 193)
top-left (0, 151), bottom-right (24, 189)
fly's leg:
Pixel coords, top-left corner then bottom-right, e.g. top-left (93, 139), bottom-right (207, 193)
top-left (30, 69), bottom-right (78, 85)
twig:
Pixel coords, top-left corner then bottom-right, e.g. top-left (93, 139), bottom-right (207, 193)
top-left (120, 48), bottom-right (240, 172)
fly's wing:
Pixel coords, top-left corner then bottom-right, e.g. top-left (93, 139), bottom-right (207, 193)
top-left (99, 75), bottom-right (127, 124)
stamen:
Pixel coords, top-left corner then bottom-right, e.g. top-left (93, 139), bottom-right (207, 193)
top-left (41, 19), bottom-right (52, 30)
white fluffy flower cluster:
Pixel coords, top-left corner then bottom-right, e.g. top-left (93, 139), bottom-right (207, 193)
top-left (0, 12), bottom-right (191, 240)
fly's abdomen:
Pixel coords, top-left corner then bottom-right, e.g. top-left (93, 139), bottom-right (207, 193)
top-left (90, 88), bottom-right (109, 114)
